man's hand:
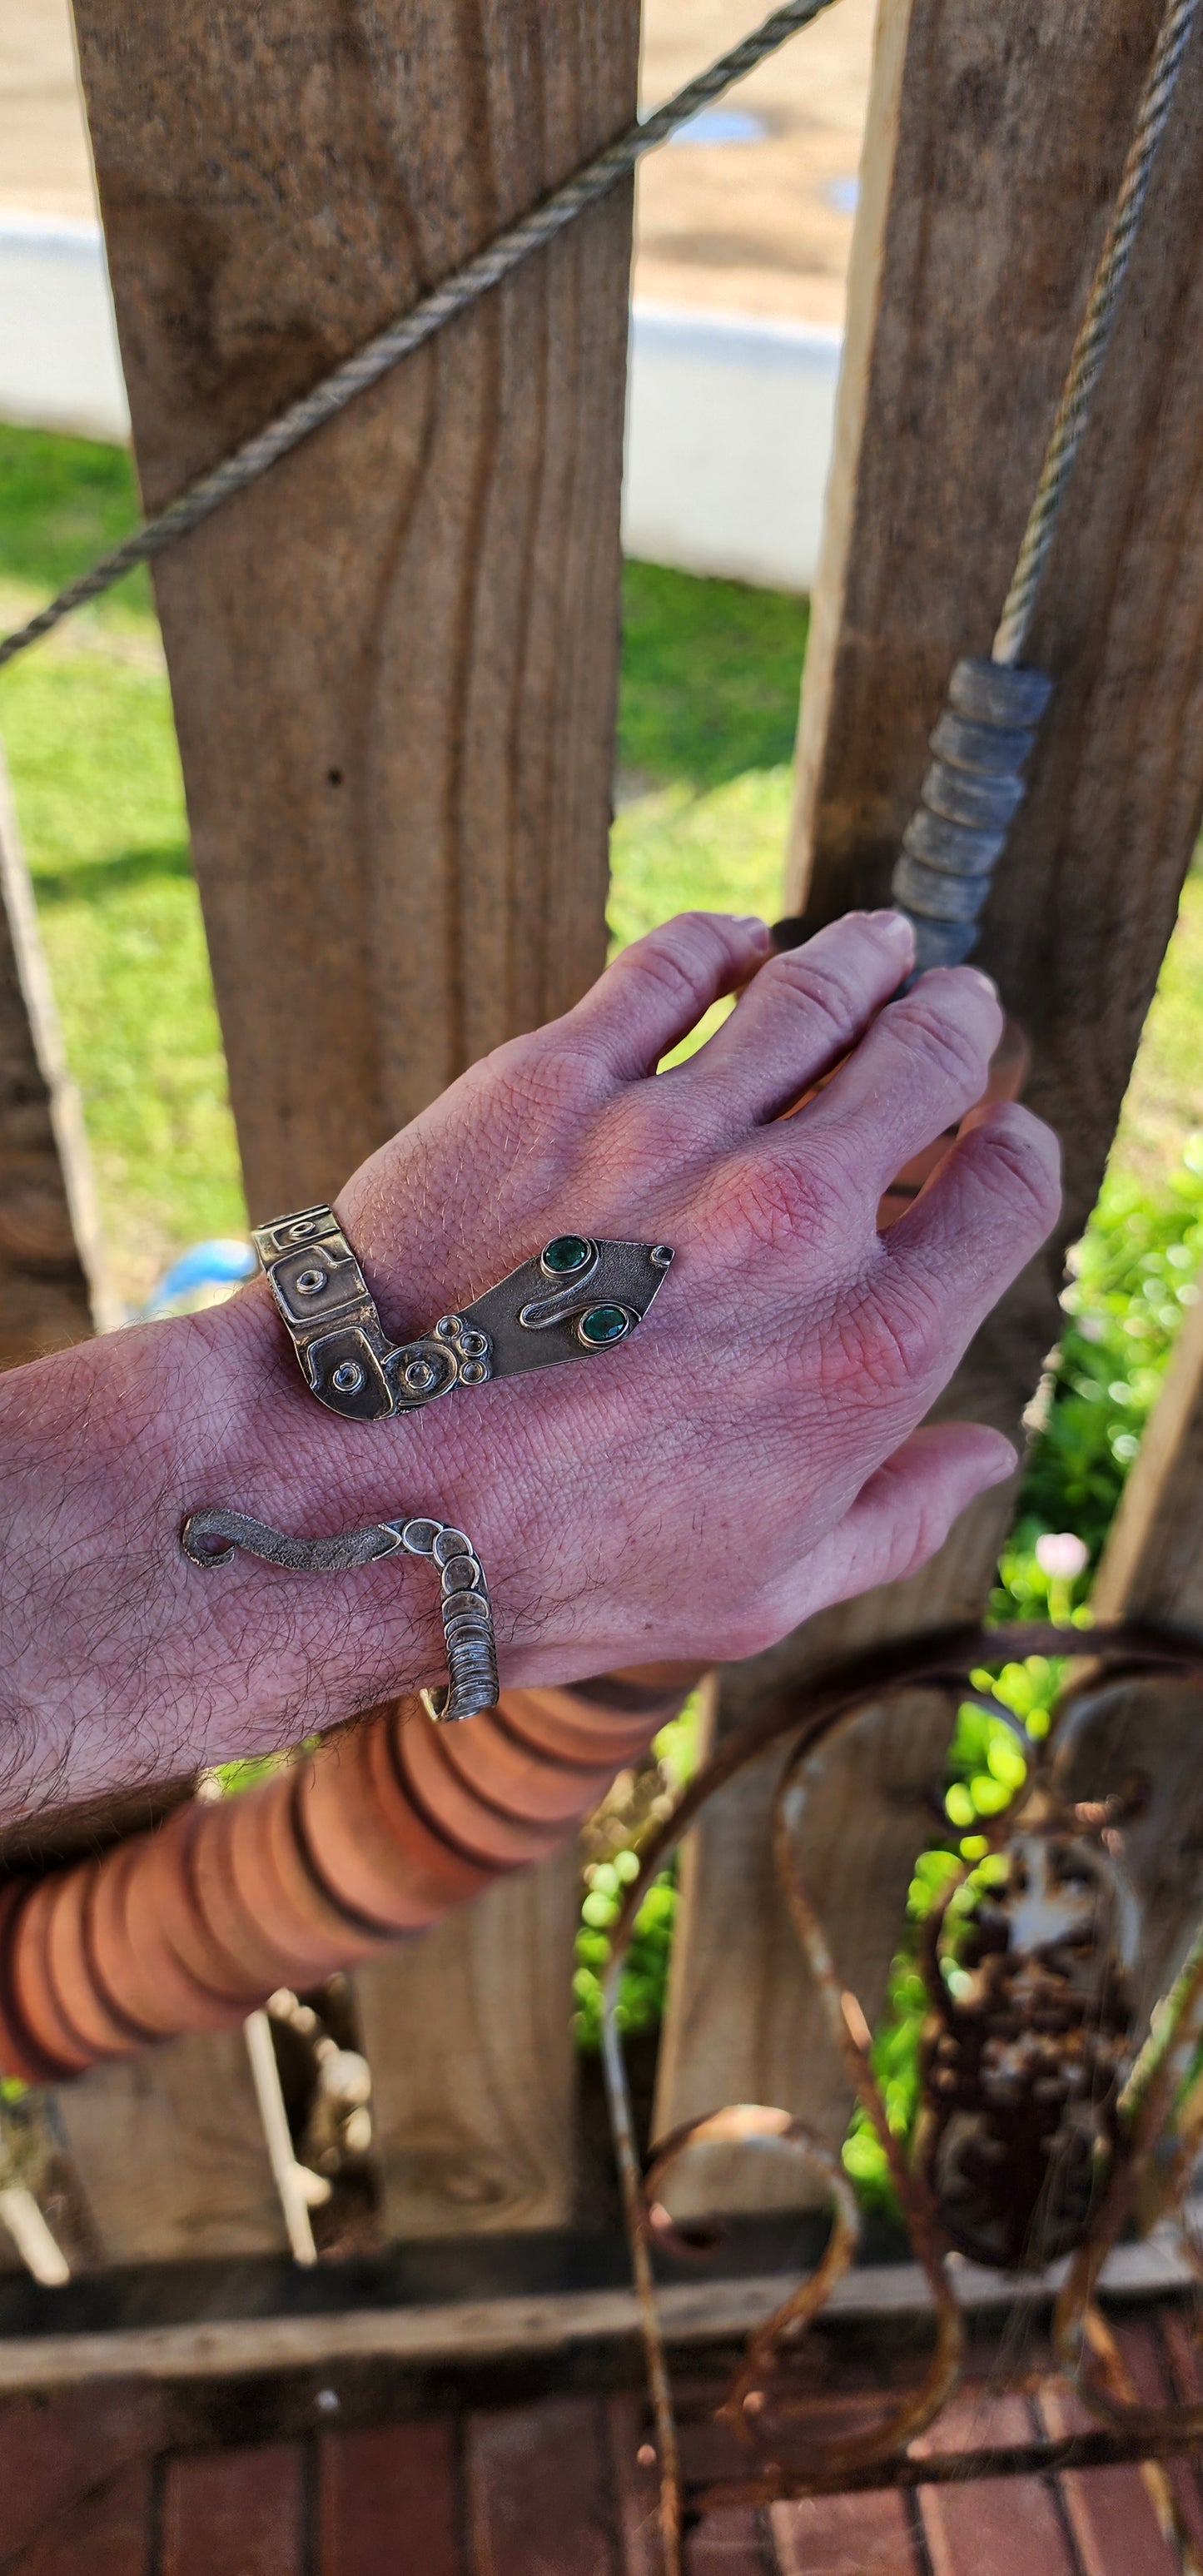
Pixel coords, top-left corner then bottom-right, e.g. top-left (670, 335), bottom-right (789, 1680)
top-left (0, 908), bottom-right (1060, 1814)
top-left (298, 904), bottom-right (1056, 1669)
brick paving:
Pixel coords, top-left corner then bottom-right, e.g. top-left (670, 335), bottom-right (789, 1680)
top-left (2, 2310), bottom-right (1201, 2574)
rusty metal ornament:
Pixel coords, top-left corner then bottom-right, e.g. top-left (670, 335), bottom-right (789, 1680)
top-left (599, 1620), bottom-right (1203, 2574)
top-left (913, 1793), bottom-right (1139, 2271)
top-left (181, 1505), bottom-right (498, 1722)
top-left (251, 1205), bottom-right (674, 1423)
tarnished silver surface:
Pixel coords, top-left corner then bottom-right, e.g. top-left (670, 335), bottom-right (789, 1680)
top-left (181, 1504), bottom-right (499, 1722)
top-left (252, 1206), bottom-right (674, 1423)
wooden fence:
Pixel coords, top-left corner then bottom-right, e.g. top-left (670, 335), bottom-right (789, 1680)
top-left (2, 0), bottom-right (1203, 2299)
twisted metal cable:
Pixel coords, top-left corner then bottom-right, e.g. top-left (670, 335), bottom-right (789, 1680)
top-left (0, 0), bottom-right (839, 674)
top-left (992, 0), bottom-right (1201, 666)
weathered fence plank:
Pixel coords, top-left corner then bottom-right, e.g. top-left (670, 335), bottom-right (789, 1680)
top-left (72, 0), bottom-right (637, 1215)
top-left (1050, 1295), bottom-right (1203, 2032)
top-left (53, 2035), bottom-right (289, 2266)
top-left (70, 0), bottom-right (638, 2254)
top-left (355, 1848), bottom-right (580, 2240)
top-left (0, 749), bottom-right (107, 1364)
top-left (657, 0), bottom-right (1203, 2201)
top-left (1091, 1290), bottom-right (1203, 1634)
top-left (0, 749), bottom-right (109, 2265)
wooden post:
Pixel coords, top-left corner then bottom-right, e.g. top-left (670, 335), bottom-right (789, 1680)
top-left (355, 1852), bottom-right (581, 2240)
top-left (1091, 1292), bottom-right (1203, 1633)
top-left (53, 2036), bottom-right (292, 2266)
top-left (0, 752), bottom-right (111, 2268)
top-left (71, 0), bottom-right (636, 1214)
top-left (1048, 1299), bottom-right (1203, 2031)
top-left (0, 753), bottom-right (108, 1362)
top-left (656, 0), bottom-right (1203, 2203)
top-left (70, 0), bottom-right (639, 2251)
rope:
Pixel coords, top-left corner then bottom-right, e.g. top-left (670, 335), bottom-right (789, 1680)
top-left (0, 0), bottom-right (840, 674)
top-left (992, 0), bottom-right (1200, 667)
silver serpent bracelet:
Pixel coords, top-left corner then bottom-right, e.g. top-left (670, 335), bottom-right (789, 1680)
top-left (252, 1205), bottom-right (674, 1423)
top-left (181, 1506), bottom-right (498, 1723)
top-left (182, 1215), bottom-right (672, 1723)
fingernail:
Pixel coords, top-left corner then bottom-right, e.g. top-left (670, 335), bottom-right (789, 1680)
top-left (735, 916), bottom-right (773, 951)
top-left (963, 966), bottom-right (999, 998)
top-left (984, 1440), bottom-right (1018, 1486)
top-left (867, 909), bottom-right (915, 950)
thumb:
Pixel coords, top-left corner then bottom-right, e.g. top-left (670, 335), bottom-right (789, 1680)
top-left (791, 1422), bottom-right (1017, 1619)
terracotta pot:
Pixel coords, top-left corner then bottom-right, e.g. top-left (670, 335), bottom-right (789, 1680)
top-left (0, 1671), bottom-right (693, 2079)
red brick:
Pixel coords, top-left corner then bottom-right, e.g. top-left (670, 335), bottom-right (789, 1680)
top-left (466, 2396), bottom-right (618, 2576)
top-left (770, 2489), bottom-right (918, 2575)
top-left (318, 2419), bottom-right (460, 2576)
top-left (1114, 2311), bottom-right (1203, 2560)
top-left (9, 2456), bottom-right (152, 2576)
top-left (0, 2382), bottom-right (162, 2560)
top-left (160, 2444), bottom-right (305, 2576)
top-left (916, 2391), bottom-right (1075, 2576)
top-left (1037, 2377), bottom-right (1178, 2576)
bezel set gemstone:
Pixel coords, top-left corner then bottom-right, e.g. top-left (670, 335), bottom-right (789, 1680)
top-left (577, 1303), bottom-right (631, 1348)
top-left (540, 1234), bottom-right (594, 1276)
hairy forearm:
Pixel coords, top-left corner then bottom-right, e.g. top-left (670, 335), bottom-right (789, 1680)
top-left (0, 1277), bottom-right (508, 1818)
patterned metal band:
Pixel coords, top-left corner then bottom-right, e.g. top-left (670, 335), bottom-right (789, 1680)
top-left (181, 1505), bottom-right (499, 1722)
top-left (252, 1205), bottom-right (674, 1425)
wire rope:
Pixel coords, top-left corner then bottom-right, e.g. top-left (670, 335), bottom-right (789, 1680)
top-left (0, 0), bottom-right (840, 672)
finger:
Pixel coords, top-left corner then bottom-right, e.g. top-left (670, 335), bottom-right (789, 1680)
top-left (671, 909), bottom-right (915, 1127)
top-left (788, 1422), bottom-right (1017, 1619)
top-left (878, 1103), bottom-right (1061, 1365)
top-left (562, 913), bottom-right (773, 1081)
top-left (747, 965), bottom-right (1004, 1211)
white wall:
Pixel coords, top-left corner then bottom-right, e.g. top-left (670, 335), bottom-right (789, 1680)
top-left (624, 302), bottom-right (840, 593)
top-left (0, 218), bottom-right (839, 594)
top-left (0, 212), bottom-right (128, 443)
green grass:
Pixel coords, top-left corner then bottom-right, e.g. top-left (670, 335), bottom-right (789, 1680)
top-left (0, 425), bottom-right (152, 621)
top-left (617, 560), bottom-right (808, 793)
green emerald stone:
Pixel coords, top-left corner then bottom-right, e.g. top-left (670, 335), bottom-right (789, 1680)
top-left (579, 1303), bottom-right (629, 1348)
top-left (543, 1234), bottom-right (591, 1274)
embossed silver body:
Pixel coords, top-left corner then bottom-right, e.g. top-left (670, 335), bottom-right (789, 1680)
top-left (252, 1206), bottom-right (674, 1424)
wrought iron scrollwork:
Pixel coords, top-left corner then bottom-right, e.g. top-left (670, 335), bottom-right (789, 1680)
top-left (601, 1619), bottom-right (1203, 2574)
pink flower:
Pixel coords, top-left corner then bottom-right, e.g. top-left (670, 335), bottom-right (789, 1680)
top-left (1034, 1531), bottom-right (1088, 1581)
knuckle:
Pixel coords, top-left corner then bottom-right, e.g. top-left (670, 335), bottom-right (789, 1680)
top-left (819, 1274), bottom-right (942, 1401)
top-left (490, 1028), bottom-right (609, 1123)
top-left (723, 1146), bottom-right (857, 1256)
top-left (620, 913), bottom-right (733, 1005)
top-left (888, 1473), bottom-right (951, 1582)
top-left (757, 945), bottom-right (868, 1043)
top-left (886, 987), bottom-right (988, 1094)
top-left (969, 1107), bottom-right (1061, 1232)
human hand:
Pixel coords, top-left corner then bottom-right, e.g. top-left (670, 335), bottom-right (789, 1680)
top-left (289, 905), bottom-right (1061, 1686)
top-left (0, 908), bottom-right (1063, 1818)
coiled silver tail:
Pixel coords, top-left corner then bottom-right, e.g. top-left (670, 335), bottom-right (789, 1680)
top-left (181, 1504), bottom-right (500, 1722)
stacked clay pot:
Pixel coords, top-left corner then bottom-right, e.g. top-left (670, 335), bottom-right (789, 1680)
top-left (0, 1673), bottom-right (688, 2081)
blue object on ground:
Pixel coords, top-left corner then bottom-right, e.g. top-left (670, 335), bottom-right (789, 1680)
top-left (668, 106), bottom-right (766, 145)
top-left (139, 1238), bottom-right (256, 1319)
